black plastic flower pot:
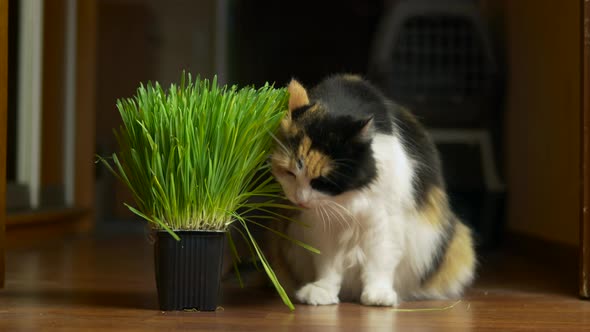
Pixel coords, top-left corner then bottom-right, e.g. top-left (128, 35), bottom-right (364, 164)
top-left (154, 230), bottom-right (225, 311)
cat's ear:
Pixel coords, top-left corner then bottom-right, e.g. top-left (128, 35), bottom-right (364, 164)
top-left (355, 117), bottom-right (375, 141)
top-left (287, 79), bottom-right (310, 112)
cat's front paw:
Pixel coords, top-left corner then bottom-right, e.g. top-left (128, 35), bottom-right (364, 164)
top-left (360, 286), bottom-right (399, 307)
top-left (296, 283), bottom-right (339, 306)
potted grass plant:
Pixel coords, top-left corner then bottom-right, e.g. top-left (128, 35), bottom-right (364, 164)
top-left (99, 73), bottom-right (313, 311)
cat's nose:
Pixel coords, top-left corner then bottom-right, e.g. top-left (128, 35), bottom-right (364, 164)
top-left (294, 192), bottom-right (309, 208)
top-left (294, 198), bottom-right (309, 208)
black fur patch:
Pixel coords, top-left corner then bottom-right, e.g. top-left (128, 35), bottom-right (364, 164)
top-left (392, 106), bottom-right (445, 207)
top-left (309, 75), bottom-right (394, 134)
top-left (305, 115), bottom-right (378, 194)
top-left (291, 103), bottom-right (315, 120)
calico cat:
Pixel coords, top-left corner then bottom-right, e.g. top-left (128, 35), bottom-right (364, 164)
top-left (269, 74), bottom-right (476, 306)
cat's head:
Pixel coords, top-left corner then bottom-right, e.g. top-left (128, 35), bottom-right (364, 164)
top-left (271, 79), bottom-right (377, 209)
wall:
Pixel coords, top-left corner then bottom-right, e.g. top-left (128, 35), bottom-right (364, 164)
top-left (95, 0), bottom-right (217, 220)
top-left (503, 1), bottom-right (581, 245)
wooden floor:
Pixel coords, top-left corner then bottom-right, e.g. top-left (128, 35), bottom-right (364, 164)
top-left (1, 229), bottom-right (590, 331)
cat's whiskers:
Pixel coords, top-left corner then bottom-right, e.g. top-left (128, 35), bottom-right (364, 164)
top-left (315, 205), bottom-right (328, 233)
top-left (320, 206), bottom-right (332, 232)
top-left (322, 204), bottom-right (341, 229)
top-left (326, 203), bottom-right (349, 230)
top-left (269, 132), bottom-right (291, 156)
top-left (315, 200), bottom-right (350, 231)
top-left (331, 203), bottom-right (352, 229)
top-left (325, 201), bottom-right (351, 230)
top-left (325, 207), bottom-right (332, 233)
top-left (326, 200), bottom-right (362, 230)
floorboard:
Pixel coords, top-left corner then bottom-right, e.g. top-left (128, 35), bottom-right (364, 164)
top-left (1, 231), bottom-right (589, 331)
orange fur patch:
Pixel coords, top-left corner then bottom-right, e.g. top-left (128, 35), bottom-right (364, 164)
top-left (287, 79), bottom-right (309, 111)
top-left (280, 117), bottom-right (300, 136)
top-left (298, 136), bottom-right (332, 178)
top-left (272, 132), bottom-right (332, 179)
top-left (306, 150), bottom-right (333, 178)
top-left (271, 151), bottom-right (292, 170)
top-left (418, 187), bottom-right (451, 228)
top-left (298, 136), bottom-right (312, 157)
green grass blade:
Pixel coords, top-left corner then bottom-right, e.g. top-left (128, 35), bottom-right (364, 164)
top-left (125, 203), bottom-right (180, 241)
top-left (236, 216), bottom-right (295, 311)
top-left (246, 219), bottom-right (320, 254)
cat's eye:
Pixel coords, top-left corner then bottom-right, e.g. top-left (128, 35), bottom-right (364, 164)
top-left (285, 170), bottom-right (296, 178)
top-left (296, 159), bottom-right (303, 170)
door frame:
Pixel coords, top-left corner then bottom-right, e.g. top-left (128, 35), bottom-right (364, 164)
top-left (580, 0), bottom-right (590, 298)
top-left (0, 0), bottom-right (9, 289)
